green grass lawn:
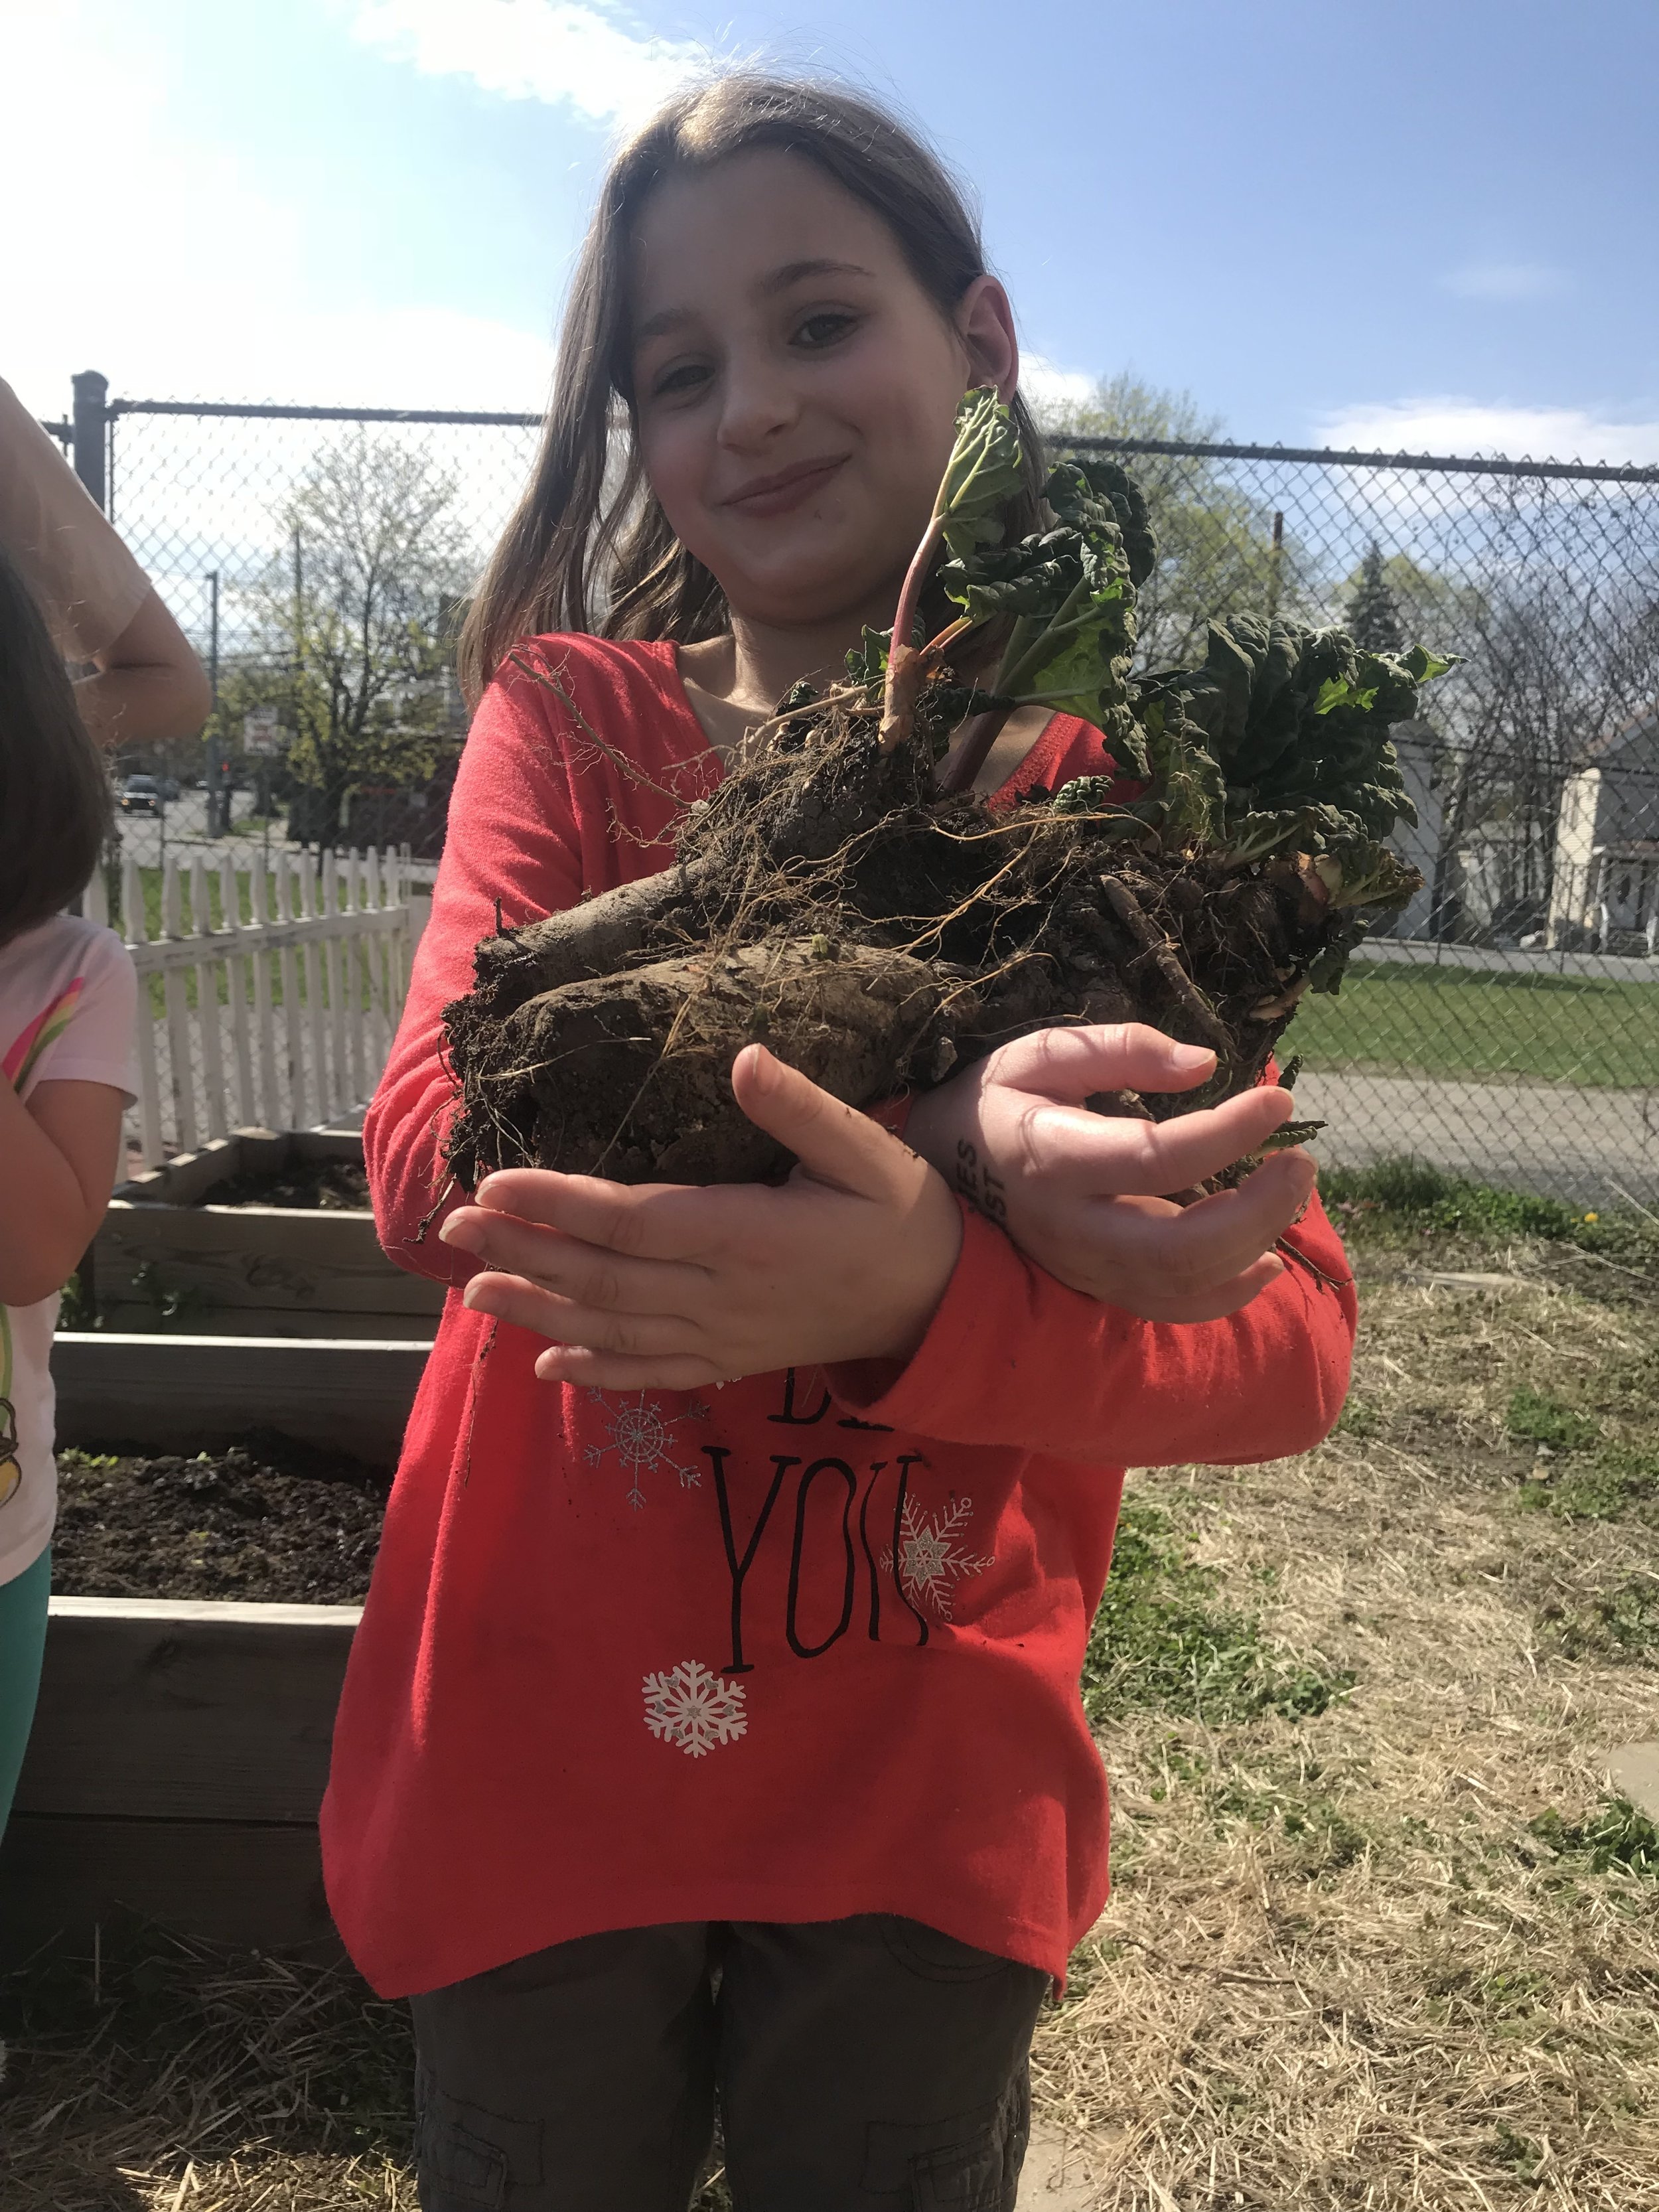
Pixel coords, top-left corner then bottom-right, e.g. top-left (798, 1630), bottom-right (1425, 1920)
top-left (1291, 959), bottom-right (1659, 1088)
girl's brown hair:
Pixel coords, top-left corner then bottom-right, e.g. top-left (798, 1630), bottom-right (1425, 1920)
top-left (0, 544), bottom-right (111, 948)
top-left (459, 72), bottom-right (1048, 703)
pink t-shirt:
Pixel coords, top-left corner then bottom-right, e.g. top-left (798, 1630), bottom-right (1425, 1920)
top-left (0, 915), bottom-right (136, 1585)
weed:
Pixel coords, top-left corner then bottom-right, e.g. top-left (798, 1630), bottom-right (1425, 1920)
top-left (1083, 1501), bottom-right (1352, 1726)
top-left (1487, 2121), bottom-right (1546, 2181)
top-left (1506, 1387), bottom-right (1601, 1455)
top-left (1519, 1443), bottom-right (1659, 1522)
top-left (1528, 1799), bottom-right (1659, 1879)
top-left (1539, 1577), bottom-right (1659, 1663)
top-left (1322, 1156), bottom-right (1659, 1270)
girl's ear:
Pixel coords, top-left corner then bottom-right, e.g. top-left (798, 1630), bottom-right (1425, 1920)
top-left (954, 275), bottom-right (1020, 404)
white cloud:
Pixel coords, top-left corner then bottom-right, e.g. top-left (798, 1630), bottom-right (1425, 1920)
top-left (1, 7), bottom-right (556, 422)
top-left (1019, 354), bottom-right (1096, 413)
top-left (347, 0), bottom-right (713, 128)
top-left (1439, 260), bottom-right (1567, 303)
top-left (1315, 398), bottom-right (1659, 469)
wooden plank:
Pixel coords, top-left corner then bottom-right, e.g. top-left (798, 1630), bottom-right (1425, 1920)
top-left (279, 853), bottom-right (307, 1130)
top-left (223, 852), bottom-right (258, 1129)
top-left (124, 850), bottom-right (167, 1168)
top-left (51, 1333), bottom-right (429, 1466)
top-left (15, 1600), bottom-right (359, 1822)
top-left (94, 1202), bottom-right (445, 1317)
top-left (161, 859), bottom-right (198, 1153)
top-left (192, 854), bottom-right (228, 1143)
top-left (250, 854), bottom-right (280, 1130)
top-left (94, 1302), bottom-right (443, 1340)
top-left (325, 849), bottom-right (348, 1124)
top-left (0, 1816), bottom-right (339, 1963)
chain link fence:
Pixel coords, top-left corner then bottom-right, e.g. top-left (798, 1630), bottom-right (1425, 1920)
top-left (51, 376), bottom-right (1659, 1201)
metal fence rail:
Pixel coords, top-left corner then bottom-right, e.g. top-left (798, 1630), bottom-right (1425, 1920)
top-left (49, 375), bottom-right (1659, 1203)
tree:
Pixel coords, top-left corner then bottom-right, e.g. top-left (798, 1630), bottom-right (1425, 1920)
top-left (221, 431), bottom-right (472, 837)
top-left (1033, 374), bottom-right (1303, 666)
top-left (1345, 540), bottom-right (1405, 654)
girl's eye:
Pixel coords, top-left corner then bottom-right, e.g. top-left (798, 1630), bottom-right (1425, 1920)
top-left (651, 361), bottom-right (711, 401)
top-left (794, 311), bottom-right (859, 350)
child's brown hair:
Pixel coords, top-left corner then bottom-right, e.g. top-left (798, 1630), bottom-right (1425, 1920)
top-left (460, 72), bottom-right (1048, 701)
top-left (0, 544), bottom-right (111, 947)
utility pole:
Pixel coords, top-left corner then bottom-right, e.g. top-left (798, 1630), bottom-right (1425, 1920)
top-left (71, 370), bottom-right (108, 510)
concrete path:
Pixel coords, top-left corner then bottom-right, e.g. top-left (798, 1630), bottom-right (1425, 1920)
top-left (1296, 1069), bottom-right (1659, 1207)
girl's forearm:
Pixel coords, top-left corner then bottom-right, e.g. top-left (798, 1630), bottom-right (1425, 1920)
top-left (0, 1078), bottom-right (103, 1305)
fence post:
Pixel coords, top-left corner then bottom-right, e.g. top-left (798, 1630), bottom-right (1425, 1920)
top-left (71, 371), bottom-right (109, 512)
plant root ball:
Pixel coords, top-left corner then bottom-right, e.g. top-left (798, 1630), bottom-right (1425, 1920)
top-left (452, 939), bottom-right (962, 1186)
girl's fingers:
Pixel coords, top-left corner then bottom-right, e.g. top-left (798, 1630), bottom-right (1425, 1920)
top-left (1022, 1083), bottom-right (1293, 1198)
top-left (730, 1044), bottom-right (919, 1203)
top-left (989, 1023), bottom-right (1222, 1104)
top-left (441, 1206), bottom-right (701, 1311)
top-left (461, 1271), bottom-right (703, 1359)
top-left (470, 1167), bottom-right (723, 1264)
top-left (1114, 1153), bottom-right (1317, 1290)
top-left (534, 1346), bottom-right (727, 1391)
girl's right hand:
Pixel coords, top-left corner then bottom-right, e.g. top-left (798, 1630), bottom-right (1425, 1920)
top-left (902, 1025), bottom-right (1319, 1324)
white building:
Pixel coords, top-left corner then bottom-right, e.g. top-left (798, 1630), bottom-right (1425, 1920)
top-left (1370, 720), bottom-right (1446, 941)
top-left (1547, 705), bottom-right (1659, 953)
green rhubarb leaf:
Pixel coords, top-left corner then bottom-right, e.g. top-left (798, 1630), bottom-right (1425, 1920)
top-left (936, 388), bottom-right (1026, 561)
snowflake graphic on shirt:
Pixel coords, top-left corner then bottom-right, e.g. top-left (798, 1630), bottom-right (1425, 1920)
top-left (585, 1390), bottom-right (709, 1509)
top-left (882, 1495), bottom-right (994, 1620)
top-left (642, 1659), bottom-right (748, 1757)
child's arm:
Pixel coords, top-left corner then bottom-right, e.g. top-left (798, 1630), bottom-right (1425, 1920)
top-left (824, 1193), bottom-right (1356, 1469)
top-left (366, 658), bottom-right (589, 1282)
top-left (0, 1076), bottom-right (126, 1307)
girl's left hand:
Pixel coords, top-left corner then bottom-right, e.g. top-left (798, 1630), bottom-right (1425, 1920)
top-left (439, 1044), bottom-right (962, 1390)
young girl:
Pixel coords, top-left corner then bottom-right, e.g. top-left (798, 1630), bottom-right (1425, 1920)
top-left (0, 546), bottom-right (137, 1844)
top-left (325, 74), bottom-right (1356, 2211)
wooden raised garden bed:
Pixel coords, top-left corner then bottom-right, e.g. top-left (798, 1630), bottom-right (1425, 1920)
top-left (0, 1333), bottom-right (427, 1965)
top-left (92, 1126), bottom-right (445, 1339)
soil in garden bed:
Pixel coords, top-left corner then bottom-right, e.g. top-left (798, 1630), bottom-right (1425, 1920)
top-left (51, 1429), bottom-right (388, 1602)
top-left (199, 1157), bottom-right (372, 1211)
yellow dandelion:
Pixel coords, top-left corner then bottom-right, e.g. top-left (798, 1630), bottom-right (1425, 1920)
top-left (1583, 1210), bottom-right (1599, 1223)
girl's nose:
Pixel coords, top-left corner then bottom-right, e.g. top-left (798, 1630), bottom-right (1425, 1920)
top-left (716, 350), bottom-right (801, 451)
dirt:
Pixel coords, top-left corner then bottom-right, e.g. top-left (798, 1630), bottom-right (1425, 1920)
top-left (200, 1157), bottom-right (371, 1211)
top-left (445, 707), bottom-right (1319, 1188)
top-left (51, 1430), bottom-right (386, 1602)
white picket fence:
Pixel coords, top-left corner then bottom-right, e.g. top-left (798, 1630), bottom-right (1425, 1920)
top-left (87, 846), bottom-right (414, 1168)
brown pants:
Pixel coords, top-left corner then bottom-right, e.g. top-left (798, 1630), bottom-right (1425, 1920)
top-left (410, 1916), bottom-right (1049, 2211)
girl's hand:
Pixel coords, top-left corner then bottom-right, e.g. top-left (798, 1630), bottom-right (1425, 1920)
top-left (439, 1044), bottom-right (962, 1390)
top-left (903, 1025), bottom-right (1317, 1324)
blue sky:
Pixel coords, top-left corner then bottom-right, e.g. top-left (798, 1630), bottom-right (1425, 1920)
top-left (6, 0), bottom-right (1658, 461)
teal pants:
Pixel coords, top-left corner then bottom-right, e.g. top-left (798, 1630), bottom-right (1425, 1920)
top-left (0, 1547), bottom-right (50, 1840)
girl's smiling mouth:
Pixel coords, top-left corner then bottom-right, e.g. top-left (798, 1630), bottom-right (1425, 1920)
top-left (721, 454), bottom-right (849, 517)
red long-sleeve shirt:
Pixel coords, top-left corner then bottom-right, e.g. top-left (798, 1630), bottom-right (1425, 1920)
top-left (321, 636), bottom-right (1356, 1999)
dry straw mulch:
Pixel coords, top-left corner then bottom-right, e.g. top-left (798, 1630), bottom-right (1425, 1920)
top-left (4, 1203), bottom-right (1656, 2209)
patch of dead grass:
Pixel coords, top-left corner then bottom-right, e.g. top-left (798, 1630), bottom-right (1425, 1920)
top-left (1036, 1233), bottom-right (1659, 2207)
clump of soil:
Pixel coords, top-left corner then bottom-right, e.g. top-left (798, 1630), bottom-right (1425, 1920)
top-left (202, 1157), bottom-right (370, 1210)
top-left (52, 1430), bottom-right (386, 1602)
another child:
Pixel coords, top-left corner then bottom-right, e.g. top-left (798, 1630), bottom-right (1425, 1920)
top-left (0, 545), bottom-right (137, 1842)
top-left (325, 74), bottom-right (1357, 2211)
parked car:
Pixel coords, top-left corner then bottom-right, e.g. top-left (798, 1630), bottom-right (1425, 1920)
top-left (119, 774), bottom-right (163, 816)
top-left (156, 775), bottom-right (182, 802)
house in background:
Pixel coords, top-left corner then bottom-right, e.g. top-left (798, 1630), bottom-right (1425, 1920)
top-left (1368, 720), bottom-right (1445, 942)
top-left (1548, 705), bottom-right (1659, 953)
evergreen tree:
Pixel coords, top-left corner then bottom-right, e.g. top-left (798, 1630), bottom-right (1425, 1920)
top-left (1346, 538), bottom-right (1405, 654)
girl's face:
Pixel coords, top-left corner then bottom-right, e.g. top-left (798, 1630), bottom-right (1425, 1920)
top-left (628, 150), bottom-right (1017, 635)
